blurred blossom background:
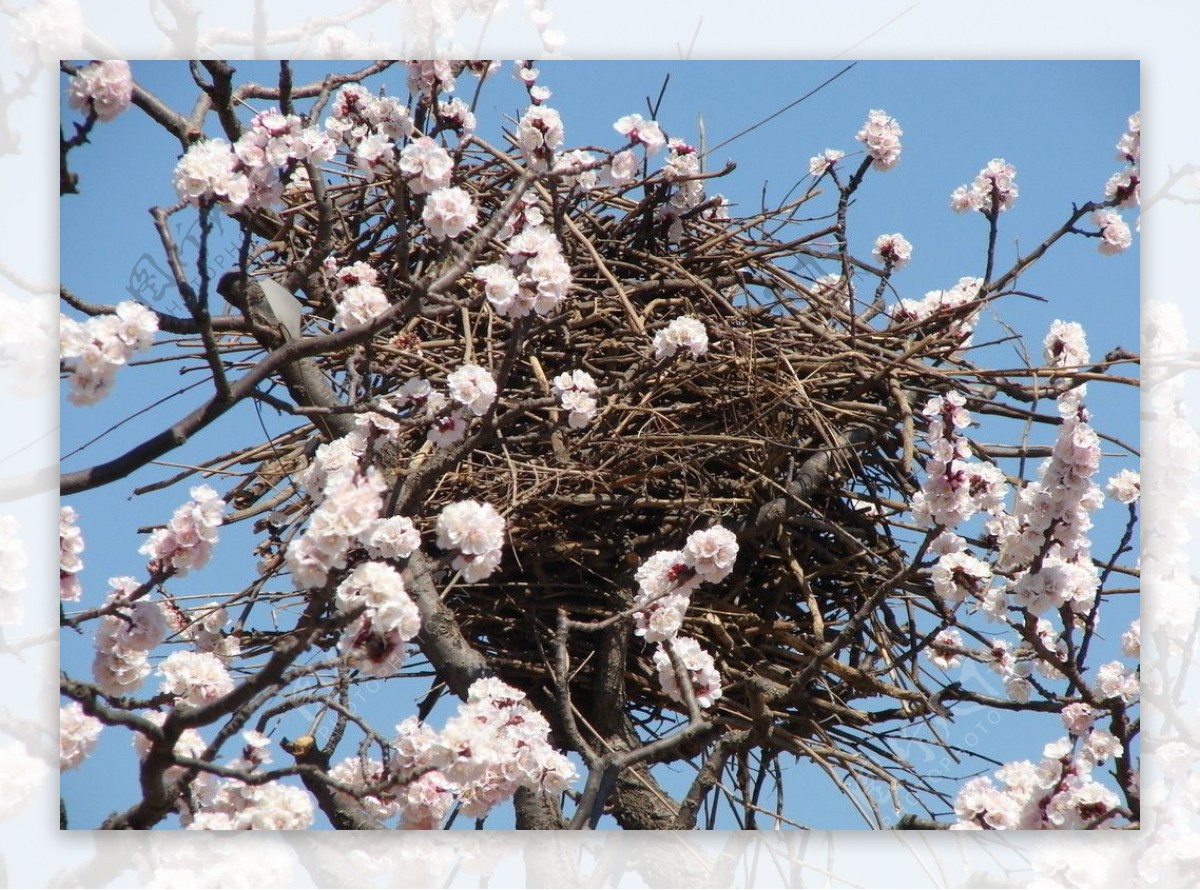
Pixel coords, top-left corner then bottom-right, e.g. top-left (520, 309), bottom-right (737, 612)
top-left (0, 0), bottom-right (1192, 886)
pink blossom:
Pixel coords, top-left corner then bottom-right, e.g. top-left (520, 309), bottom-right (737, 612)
top-left (1115, 111), bottom-right (1140, 164)
top-left (856, 109), bottom-right (903, 171)
top-left (422, 186), bottom-right (478, 240)
top-left (60, 506), bottom-right (84, 601)
top-left (68, 60), bottom-right (133, 122)
top-left (173, 139), bottom-right (250, 208)
top-left (613, 113), bottom-right (666, 153)
top-left (872, 232), bottom-right (912, 268)
top-left (474, 263), bottom-right (524, 317)
top-left (333, 282), bottom-right (389, 329)
top-left (517, 105), bottom-right (564, 168)
top-left (446, 363), bottom-right (497, 416)
top-left (138, 484), bottom-right (225, 576)
top-left (60, 702), bottom-right (102, 770)
top-left (653, 636), bottom-right (723, 708)
top-left (1105, 468), bottom-right (1140, 505)
top-left (927, 629), bottom-right (964, 671)
top-left (399, 770), bottom-right (456, 829)
top-left (809, 149), bottom-right (845, 177)
top-left (335, 561), bottom-right (420, 641)
top-left (159, 650), bottom-right (234, 707)
top-left (399, 137), bottom-right (453, 194)
top-left (362, 515), bottom-right (421, 560)
top-left (1060, 702), bottom-right (1098, 736)
top-left (950, 158), bottom-right (1019, 214)
top-left (1043, 320), bottom-right (1090, 368)
top-left (653, 316), bottom-right (708, 360)
top-left (553, 149), bottom-right (599, 191)
top-left (553, 370), bottom-right (600, 428)
top-left (1105, 167), bottom-right (1139, 208)
top-left (1093, 208), bottom-right (1132, 254)
top-left (683, 525), bottom-right (738, 583)
top-left (932, 550), bottom-right (993, 604)
top-left (436, 500), bottom-right (506, 582)
top-left (427, 411), bottom-right (468, 448)
top-left (606, 149), bottom-right (638, 184)
top-left (1121, 619), bottom-right (1140, 659)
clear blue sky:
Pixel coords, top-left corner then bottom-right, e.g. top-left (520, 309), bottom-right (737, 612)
top-left (61, 60), bottom-right (1139, 830)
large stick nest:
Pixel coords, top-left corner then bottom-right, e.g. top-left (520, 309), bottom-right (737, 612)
top-left (214, 147), bottom-right (984, 763)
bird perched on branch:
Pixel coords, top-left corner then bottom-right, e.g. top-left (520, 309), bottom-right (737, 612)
top-left (217, 270), bottom-right (353, 443)
top-left (217, 270), bottom-right (304, 342)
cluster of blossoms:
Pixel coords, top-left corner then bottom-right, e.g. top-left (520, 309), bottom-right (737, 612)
top-left (1120, 618), bottom-right (1140, 658)
top-left (516, 104), bottom-right (565, 170)
top-left (652, 315), bottom-right (709, 361)
top-left (132, 732), bottom-right (312, 832)
top-left (553, 148), bottom-right (600, 192)
top-left (447, 363), bottom-right (497, 416)
top-left (473, 223), bottom-right (573, 319)
top-left (872, 233), bottom-right (912, 269)
top-left (551, 369), bottom-right (599, 429)
top-left (987, 323), bottom-right (1104, 622)
top-left (950, 158), bottom-right (1019, 214)
top-left (656, 138), bottom-right (711, 241)
top-left (1105, 468), bottom-right (1140, 505)
top-left (856, 109), bottom-right (903, 171)
top-left (173, 108), bottom-right (336, 210)
top-left (159, 649), bottom-right (235, 708)
top-left (392, 377), bottom-right (464, 448)
top-left (614, 113), bottom-right (666, 153)
top-left (911, 395), bottom-right (1012, 623)
top-left (986, 637), bottom-right (1037, 702)
top-left (185, 734), bottom-right (313, 831)
top-left (1088, 112), bottom-right (1140, 255)
top-left (1105, 111), bottom-right (1140, 208)
top-left (138, 484), bottom-right (226, 576)
top-left (930, 533), bottom-right (997, 611)
top-left (605, 112), bottom-right (666, 185)
top-left (335, 561), bottom-right (422, 676)
top-left (1094, 659), bottom-right (1140, 704)
top-left (633, 525), bottom-right (738, 644)
top-left (407, 363), bottom-right (498, 448)
top-left (911, 392), bottom-right (1008, 530)
top-left (324, 83), bottom-right (415, 175)
top-left (384, 677), bottom-right (577, 825)
top-left (633, 527), bottom-right (737, 709)
top-left (435, 500), bottom-right (506, 582)
top-left (287, 460), bottom-right (388, 589)
top-left (653, 636), bottom-right (723, 709)
top-left (951, 732), bottom-right (1125, 829)
top-left (925, 627), bottom-right (964, 671)
top-left (165, 599), bottom-right (237, 660)
top-left (808, 148), bottom-right (846, 178)
top-left (422, 185), bottom-right (478, 240)
top-left (888, 276), bottom-right (984, 346)
top-left (67, 60), bottom-right (133, 122)
top-left (397, 135), bottom-right (452, 190)
top-left (60, 300), bottom-right (159, 405)
top-left (323, 258), bottom-right (389, 330)
top-left (1092, 208), bottom-right (1133, 255)
top-left (60, 701), bottom-right (103, 771)
top-left (334, 75), bottom-right (473, 239)
top-left (92, 576), bottom-right (168, 695)
top-left (408, 60), bottom-right (463, 101)
top-left (60, 505), bottom-right (84, 601)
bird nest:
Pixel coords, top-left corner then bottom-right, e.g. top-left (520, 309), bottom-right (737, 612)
top-left (206, 155), bottom-right (988, 760)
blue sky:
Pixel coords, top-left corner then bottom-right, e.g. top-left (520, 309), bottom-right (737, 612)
top-left (60, 60), bottom-right (1139, 830)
